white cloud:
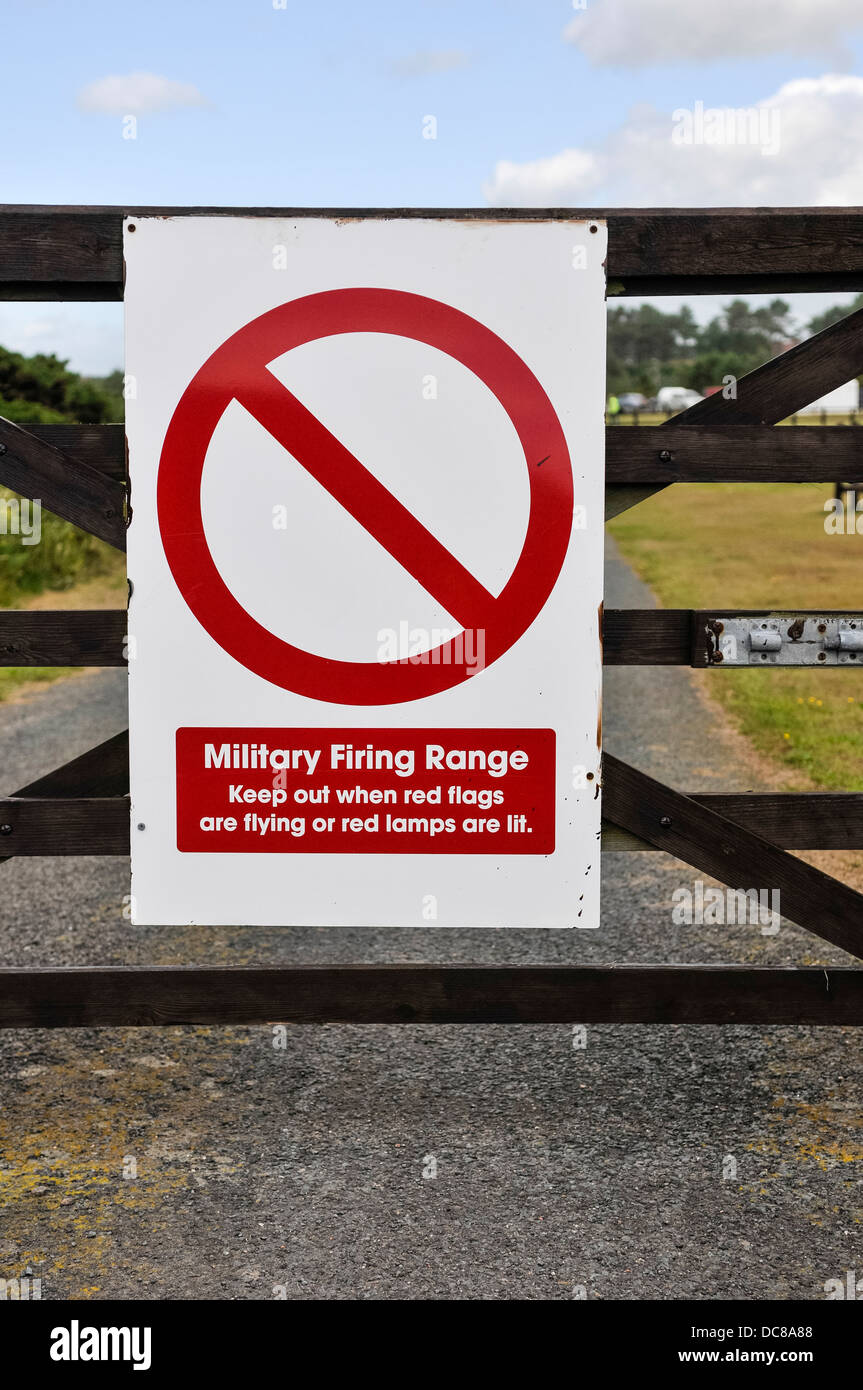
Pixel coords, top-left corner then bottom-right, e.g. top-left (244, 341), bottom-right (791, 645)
top-left (483, 75), bottom-right (863, 207)
top-left (0, 304), bottom-right (123, 377)
top-left (77, 72), bottom-right (208, 115)
top-left (486, 148), bottom-right (603, 204)
top-left (564, 0), bottom-right (863, 67)
top-left (388, 49), bottom-right (470, 78)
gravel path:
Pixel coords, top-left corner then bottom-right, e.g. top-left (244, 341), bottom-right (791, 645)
top-left (0, 542), bottom-right (860, 1301)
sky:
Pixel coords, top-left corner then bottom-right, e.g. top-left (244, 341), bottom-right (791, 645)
top-left (4, 0), bottom-right (863, 374)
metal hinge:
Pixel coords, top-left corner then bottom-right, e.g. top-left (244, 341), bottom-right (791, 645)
top-left (703, 615), bottom-right (863, 666)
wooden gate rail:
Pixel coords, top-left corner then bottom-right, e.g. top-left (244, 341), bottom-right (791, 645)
top-left (0, 965), bottom-right (861, 1028)
top-left (2, 204), bottom-right (863, 1027)
top-left (606, 427), bottom-right (863, 483)
top-left (3, 736), bottom-right (863, 857)
top-left (0, 610), bottom-right (127, 665)
top-left (6, 790), bottom-right (863, 855)
top-left (8, 420), bottom-right (863, 485)
top-left (5, 206), bottom-right (863, 299)
top-left (5, 608), bottom-right (863, 667)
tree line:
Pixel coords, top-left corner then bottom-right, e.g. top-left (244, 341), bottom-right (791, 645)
top-left (608, 293), bottom-right (863, 397)
top-left (0, 347), bottom-right (123, 424)
top-left (3, 297), bottom-right (863, 422)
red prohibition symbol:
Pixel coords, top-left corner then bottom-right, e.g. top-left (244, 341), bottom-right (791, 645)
top-left (157, 288), bottom-right (574, 705)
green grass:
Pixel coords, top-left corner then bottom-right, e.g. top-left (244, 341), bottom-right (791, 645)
top-left (0, 666), bottom-right (69, 703)
top-left (0, 488), bottom-right (119, 607)
top-left (608, 482), bottom-right (863, 791)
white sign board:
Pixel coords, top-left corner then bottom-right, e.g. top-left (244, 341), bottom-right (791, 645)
top-left (125, 215), bottom-right (606, 927)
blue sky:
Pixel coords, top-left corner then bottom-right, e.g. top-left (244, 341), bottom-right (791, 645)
top-left (4, 0), bottom-right (863, 373)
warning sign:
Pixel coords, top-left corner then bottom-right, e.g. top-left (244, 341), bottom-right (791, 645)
top-left (125, 215), bottom-right (607, 928)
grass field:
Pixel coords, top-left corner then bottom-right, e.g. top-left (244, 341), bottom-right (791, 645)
top-left (608, 481), bottom-right (863, 791)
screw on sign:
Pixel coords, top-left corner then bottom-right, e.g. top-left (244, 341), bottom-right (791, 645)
top-left (157, 288), bottom-right (574, 705)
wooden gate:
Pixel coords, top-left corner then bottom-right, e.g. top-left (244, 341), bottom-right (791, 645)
top-left (1, 205), bottom-right (863, 1027)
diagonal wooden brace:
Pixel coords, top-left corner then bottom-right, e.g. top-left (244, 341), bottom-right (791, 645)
top-left (602, 753), bottom-right (863, 962)
top-left (0, 414), bottom-right (126, 548)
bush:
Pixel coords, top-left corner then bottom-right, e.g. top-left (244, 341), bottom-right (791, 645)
top-left (0, 488), bottom-right (115, 606)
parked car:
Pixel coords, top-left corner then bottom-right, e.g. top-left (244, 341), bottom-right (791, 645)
top-left (656, 386), bottom-right (704, 413)
top-left (618, 392), bottom-right (648, 413)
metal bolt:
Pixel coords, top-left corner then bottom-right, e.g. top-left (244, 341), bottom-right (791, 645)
top-left (712, 650), bottom-right (724, 663)
top-left (136, 822), bottom-right (146, 831)
top-left (0, 443), bottom-right (7, 456)
top-left (0, 824), bottom-right (12, 836)
top-left (658, 449), bottom-right (673, 463)
top-left (660, 816), bottom-right (672, 828)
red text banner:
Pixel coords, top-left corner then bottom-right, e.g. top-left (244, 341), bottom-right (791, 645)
top-left (176, 728), bottom-right (556, 854)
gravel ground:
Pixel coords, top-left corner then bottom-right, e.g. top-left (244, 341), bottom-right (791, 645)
top-left (0, 541), bottom-right (860, 1300)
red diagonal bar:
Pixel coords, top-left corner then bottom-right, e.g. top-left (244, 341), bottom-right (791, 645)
top-left (235, 374), bottom-right (497, 631)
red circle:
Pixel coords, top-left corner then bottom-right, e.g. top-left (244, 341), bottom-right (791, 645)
top-left (157, 288), bottom-right (573, 705)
